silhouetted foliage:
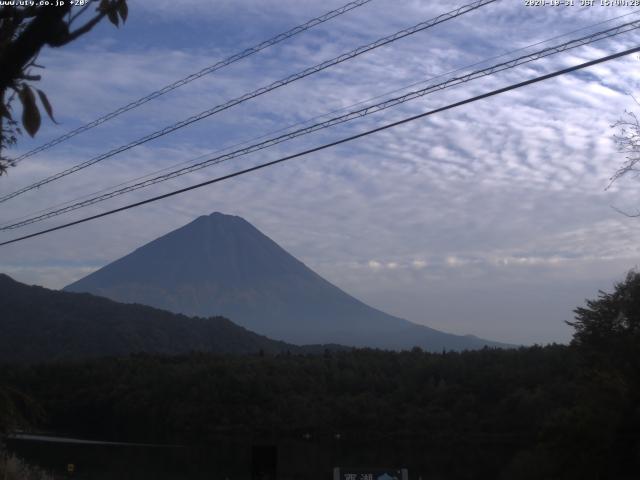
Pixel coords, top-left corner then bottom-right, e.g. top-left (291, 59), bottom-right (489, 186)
top-left (0, 384), bottom-right (43, 440)
top-left (0, 452), bottom-right (53, 480)
top-left (0, 274), bottom-right (336, 362)
top-left (569, 270), bottom-right (640, 368)
top-left (610, 101), bottom-right (640, 216)
top-left (4, 342), bottom-right (638, 479)
top-left (2, 347), bottom-right (574, 441)
top-left (2, 272), bottom-right (640, 478)
top-left (0, 0), bottom-right (128, 173)
top-left (549, 270), bottom-right (640, 480)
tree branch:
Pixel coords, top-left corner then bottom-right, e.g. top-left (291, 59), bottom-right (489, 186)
top-left (61, 11), bottom-right (107, 45)
top-left (69, 0), bottom-right (99, 25)
top-left (0, 7), bottom-right (38, 20)
top-left (0, 5), bottom-right (71, 91)
top-left (611, 205), bottom-right (640, 218)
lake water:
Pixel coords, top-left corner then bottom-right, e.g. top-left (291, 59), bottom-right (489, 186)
top-left (6, 433), bottom-right (515, 479)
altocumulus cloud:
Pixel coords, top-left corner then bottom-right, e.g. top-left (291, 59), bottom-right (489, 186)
top-left (1, 0), bottom-right (640, 344)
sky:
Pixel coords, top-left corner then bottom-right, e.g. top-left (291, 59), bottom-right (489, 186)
top-left (1, 0), bottom-right (640, 345)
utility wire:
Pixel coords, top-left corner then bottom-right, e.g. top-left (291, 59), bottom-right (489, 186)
top-left (11, 0), bottom-right (374, 164)
top-left (5, 7), bottom-right (635, 231)
top-left (3, 18), bottom-right (639, 231)
top-left (1, 44), bottom-right (638, 247)
top-left (3, 5), bottom-right (636, 234)
top-left (0, 0), bottom-right (497, 205)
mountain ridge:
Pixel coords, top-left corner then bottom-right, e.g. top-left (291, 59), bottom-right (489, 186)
top-left (0, 273), bottom-right (345, 363)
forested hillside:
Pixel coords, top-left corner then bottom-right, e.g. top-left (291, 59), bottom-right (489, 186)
top-left (2, 343), bottom-right (638, 479)
top-left (2, 272), bottom-right (639, 479)
top-left (0, 274), bottom-right (309, 361)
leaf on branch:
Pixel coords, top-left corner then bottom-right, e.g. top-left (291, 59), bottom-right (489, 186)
top-left (18, 85), bottom-right (41, 137)
top-left (107, 8), bottom-right (119, 27)
top-left (118, 0), bottom-right (128, 23)
top-left (36, 89), bottom-right (58, 124)
top-left (97, 0), bottom-right (119, 26)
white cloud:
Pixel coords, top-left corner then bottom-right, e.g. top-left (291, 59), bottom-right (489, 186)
top-left (367, 260), bottom-right (382, 270)
top-left (2, 1), bottom-right (640, 344)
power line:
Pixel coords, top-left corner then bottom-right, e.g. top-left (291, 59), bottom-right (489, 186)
top-left (0, 0), bottom-right (497, 205)
top-left (5, 7), bottom-right (635, 231)
top-left (1, 44), bottom-right (638, 248)
top-left (10, 0), bottom-right (375, 164)
top-left (4, 18), bottom-right (637, 230)
top-left (3, 18), bottom-right (639, 231)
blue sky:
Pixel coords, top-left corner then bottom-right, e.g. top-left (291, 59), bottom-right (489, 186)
top-left (1, 0), bottom-right (640, 344)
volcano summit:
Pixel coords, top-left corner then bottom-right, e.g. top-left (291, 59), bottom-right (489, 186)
top-left (65, 212), bottom-right (507, 350)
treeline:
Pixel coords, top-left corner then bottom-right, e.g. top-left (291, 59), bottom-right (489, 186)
top-left (3, 345), bottom-right (575, 441)
top-left (2, 272), bottom-right (640, 479)
top-left (0, 344), bottom-right (637, 479)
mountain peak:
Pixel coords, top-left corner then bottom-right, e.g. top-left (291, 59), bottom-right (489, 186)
top-left (189, 211), bottom-right (249, 228)
top-left (65, 213), bottom-right (509, 350)
top-left (184, 212), bottom-right (265, 241)
top-left (208, 211), bottom-right (234, 218)
top-left (66, 212), bottom-right (306, 298)
top-left (196, 211), bottom-right (243, 222)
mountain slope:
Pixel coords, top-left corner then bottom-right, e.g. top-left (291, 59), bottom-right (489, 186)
top-left (0, 274), bottom-right (308, 363)
top-left (65, 212), bottom-right (509, 350)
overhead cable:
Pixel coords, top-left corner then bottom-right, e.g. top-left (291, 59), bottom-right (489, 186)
top-left (2, 18), bottom-right (638, 231)
top-left (5, 6), bottom-right (634, 231)
top-left (11, 0), bottom-right (375, 164)
top-left (1, 44), bottom-right (638, 247)
top-left (0, 0), bottom-right (497, 204)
